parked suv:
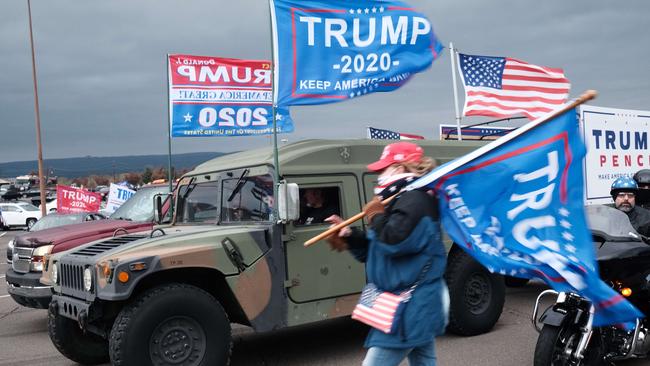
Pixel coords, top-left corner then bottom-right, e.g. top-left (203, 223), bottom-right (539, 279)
top-left (0, 202), bottom-right (42, 229)
top-left (44, 140), bottom-right (505, 365)
top-left (1, 185), bottom-right (22, 201)
top-left (5, 184), bottom-right (171, 309)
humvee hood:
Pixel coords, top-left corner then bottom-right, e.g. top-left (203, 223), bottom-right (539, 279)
top-left (85, 224), bottom-right (270, 263)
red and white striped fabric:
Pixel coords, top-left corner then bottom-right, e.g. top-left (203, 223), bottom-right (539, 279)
top-left (457, 53), bottom-right (570, 120)
top-left (352, 285), bottom-right (406, 334)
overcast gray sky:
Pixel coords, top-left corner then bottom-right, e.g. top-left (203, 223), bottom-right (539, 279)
top-left (1, 0), bottom-right (648, 163)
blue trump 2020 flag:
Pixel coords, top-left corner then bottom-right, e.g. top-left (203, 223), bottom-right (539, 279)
top-left (269, 0), bottom-right (443, 106)
top-left (405, 105), bottom-right (642, 326)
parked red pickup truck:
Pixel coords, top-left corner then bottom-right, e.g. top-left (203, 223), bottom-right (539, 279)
top-left (5, 184), bottom-right (171, 308)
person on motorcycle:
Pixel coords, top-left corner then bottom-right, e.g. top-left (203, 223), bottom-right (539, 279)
top-left (633, 169), bottom-right (650, 210)
top-left (611, 176), bottom-right (650, 236)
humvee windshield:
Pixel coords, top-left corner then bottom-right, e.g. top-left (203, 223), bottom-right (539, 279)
top-left (221, 173), bottom-right (273, 223)
top-left (175, 168), bottom-right (274, 225)
top-left (176, 181), bottom-right (219, 224)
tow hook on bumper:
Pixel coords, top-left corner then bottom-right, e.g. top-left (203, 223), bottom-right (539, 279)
top-left (51, 299), bottom-right (88, 333)
top-left (77, 309), bottom-right (88, 332)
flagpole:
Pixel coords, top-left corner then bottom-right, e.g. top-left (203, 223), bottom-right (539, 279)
top-left (449, 42), bottom-right (462, 141)
top-left (269, 0), bottom-right (281, 220)
top-left (27, 0), bottom-right (47, 218)
top-left (165, 55), bottom-right (174, 206)
top-left (305, 90), bottom-right (598, 247)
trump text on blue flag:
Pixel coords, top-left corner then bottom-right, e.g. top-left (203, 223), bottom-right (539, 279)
top-left (168, 55), bottom-right (293, 137)
top-left (271, 0), bottom-right (442, 106)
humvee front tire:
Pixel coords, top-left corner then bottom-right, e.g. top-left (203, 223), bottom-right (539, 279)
top-left (109, 283), bottom-right (232, 366)
top-left (48, 301), bottom-right (109, 365)
top-left (445, 248), bottom-right (505, 336)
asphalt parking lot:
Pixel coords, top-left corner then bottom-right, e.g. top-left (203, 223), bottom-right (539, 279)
top-left (0, 229), bottom-right (646, 365)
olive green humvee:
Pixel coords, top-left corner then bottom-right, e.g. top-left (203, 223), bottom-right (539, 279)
top-left (43, 139), bottom-right (505, 365)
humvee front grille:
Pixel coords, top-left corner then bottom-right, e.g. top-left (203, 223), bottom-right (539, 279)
top-left (72, 235), bottom-right (147, 257)
top-left (60, 263), bottom-right (84, 292)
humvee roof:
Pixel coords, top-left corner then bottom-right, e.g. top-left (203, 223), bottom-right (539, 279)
top-left (191, 139), bottom-right (486, 176)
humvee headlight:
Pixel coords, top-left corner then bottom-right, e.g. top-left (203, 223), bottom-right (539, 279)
top-left (83, 267), bottom-right (93, 292)
top-left (51, 262), bottom-right (58, 284)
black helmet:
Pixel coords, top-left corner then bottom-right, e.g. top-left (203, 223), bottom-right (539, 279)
top-left (633, 169), bottom-right (650, 186)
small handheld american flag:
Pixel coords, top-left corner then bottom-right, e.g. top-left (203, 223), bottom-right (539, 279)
top-left (351, 283), bottom-right (409, 334)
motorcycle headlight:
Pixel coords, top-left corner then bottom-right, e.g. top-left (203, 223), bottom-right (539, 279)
top-left (51, 262), bottom-right (58, 284)
top-left (30, 245), bottom-right (54, 272)
top-left (83, 267), bottom-right (93, 292)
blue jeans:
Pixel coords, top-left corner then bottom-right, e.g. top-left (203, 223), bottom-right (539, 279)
top-left (362, 340), bottom-right (437, 366)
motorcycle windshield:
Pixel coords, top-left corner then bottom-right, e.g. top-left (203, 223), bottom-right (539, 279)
top-left (586, 205), bottom-right (641, 241)
top-left (587, 205), bottom-right (650, 261)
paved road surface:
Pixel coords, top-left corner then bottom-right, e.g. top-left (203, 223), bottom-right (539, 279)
top-left (0, 230), bottom-right (646, 365)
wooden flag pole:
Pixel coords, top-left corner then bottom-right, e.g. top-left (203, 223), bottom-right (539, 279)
top-left (304, 194), bottom-right (397, 247)
top-left (304, 90), bottom-right (598, 248)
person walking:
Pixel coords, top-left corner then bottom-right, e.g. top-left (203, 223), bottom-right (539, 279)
top-left (325, 142), bottom-right (449, 366)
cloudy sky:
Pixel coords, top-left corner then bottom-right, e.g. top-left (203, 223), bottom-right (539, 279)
top-left (1, 0), bottom-right (648, 163)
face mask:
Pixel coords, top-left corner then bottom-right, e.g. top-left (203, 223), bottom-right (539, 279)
top-left (374, 172), bottom-right (416, 195)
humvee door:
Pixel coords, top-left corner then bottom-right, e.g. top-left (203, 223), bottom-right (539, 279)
top-left (284, 175), bottom-right (365, 303)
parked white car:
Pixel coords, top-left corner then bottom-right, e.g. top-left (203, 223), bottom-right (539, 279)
top-left (40, 198), bottom-right (57, 212)
top-left (0, 202), bottom-right (43, 229)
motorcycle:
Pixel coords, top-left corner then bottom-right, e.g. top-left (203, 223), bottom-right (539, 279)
top-left (532, 205), bottom-right (650, 365)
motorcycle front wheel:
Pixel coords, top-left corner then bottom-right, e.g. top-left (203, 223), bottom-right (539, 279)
top-left (534, 324), bottom-right (606, 366)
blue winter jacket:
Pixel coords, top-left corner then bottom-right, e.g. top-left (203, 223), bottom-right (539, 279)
top-left (348, 190), bottom-right (448, 349)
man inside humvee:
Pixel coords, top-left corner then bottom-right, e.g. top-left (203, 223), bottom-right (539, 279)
top-left (298, 187), bottom-right (340, 225)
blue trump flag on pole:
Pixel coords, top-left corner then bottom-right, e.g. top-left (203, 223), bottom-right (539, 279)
top-left (269, 0), bottom-right (443, 107)
top-left (405, 91), bottom-right (642, 326)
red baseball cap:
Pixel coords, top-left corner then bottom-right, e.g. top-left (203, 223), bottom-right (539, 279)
top-left (367, 142), bottom-right (424, 172)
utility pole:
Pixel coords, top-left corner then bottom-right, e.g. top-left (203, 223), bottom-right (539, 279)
top-left (27, 0), bottom-right (47, 217)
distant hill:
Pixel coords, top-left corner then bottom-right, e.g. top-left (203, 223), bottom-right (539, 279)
top-left (0, 152), bottom-right (227, 179)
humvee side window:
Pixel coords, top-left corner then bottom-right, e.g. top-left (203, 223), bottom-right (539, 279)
top-left (296, 187), bottom-right (341, 226)
top-left (177, 181), bottom-right (219, 224)
top-left (221, 174), bottom-right (273, 223)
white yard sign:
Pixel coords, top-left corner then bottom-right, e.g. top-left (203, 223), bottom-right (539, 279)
top-left (580, 105), bottom-right (650, 204)
top-left (105, 183), bottom-right (136, 214)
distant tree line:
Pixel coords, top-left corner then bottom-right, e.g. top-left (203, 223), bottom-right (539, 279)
top-left (54, 166), bottom-right (191, 189)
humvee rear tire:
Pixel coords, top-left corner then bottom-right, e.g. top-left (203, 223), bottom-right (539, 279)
top-left (505, 276), bottom-right (530, 287)
top-left (445, 249), bottom-right (505, 336)
top-left (48, 301), bottom-right (109, 365)
top-left (109, 283), bottom-right (232, 366)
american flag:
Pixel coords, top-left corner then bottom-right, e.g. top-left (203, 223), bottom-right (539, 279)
top-left (368, 127), bottom-right (425, 140)
top-left (351, 284), bottom-right (406, 334)
top-left (458, 53), bottom-right (570, 120)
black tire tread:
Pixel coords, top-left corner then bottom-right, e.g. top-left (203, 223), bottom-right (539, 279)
top-left (445, 249), bottom-right (505, 336)
top-left (109, 283), bottom-right (232, 366)
top-left (534, 324), bottom-right (561, 366)
top-left (48, 303), bottom-right (109, 365)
